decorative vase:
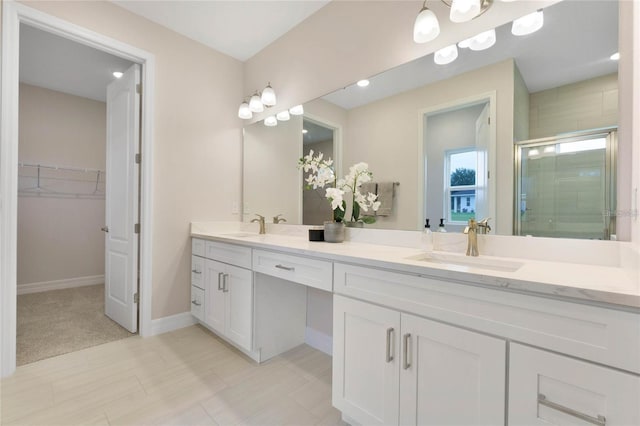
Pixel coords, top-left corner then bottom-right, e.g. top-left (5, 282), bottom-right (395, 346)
top-left (345, 221), bottom-right (364, 228)
top-left (323, 221), bottom-right (345, 243)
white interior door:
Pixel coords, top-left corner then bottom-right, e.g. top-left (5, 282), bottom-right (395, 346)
top-left (105, 64), bottom-right (140, 333)
top-left (474, 102), bottom-right (490, 220)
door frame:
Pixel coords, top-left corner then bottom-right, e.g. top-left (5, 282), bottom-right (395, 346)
top-left (417, 91), bottom-right (497, 231)
top-left (1, 1), bottom-right (156, 377)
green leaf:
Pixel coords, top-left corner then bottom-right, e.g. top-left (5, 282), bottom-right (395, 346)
top-left (361, 216), bottom-right (376, 224)
top-left (352, 202), bottom-right (361, 221)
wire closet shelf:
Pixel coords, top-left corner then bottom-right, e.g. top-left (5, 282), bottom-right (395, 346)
top-left (18, 162), bottom-right (106, 199)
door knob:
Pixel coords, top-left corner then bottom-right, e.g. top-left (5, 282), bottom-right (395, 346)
top-left (101, 226), bottom-right (109, 233)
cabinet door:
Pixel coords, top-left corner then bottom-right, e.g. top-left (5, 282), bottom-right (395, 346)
top-left (509, 343), bottom-right (640, 426)
top-left (204, 259), bottom-right (226, 334)
top-left (399, 313), bottom-right (506, 426)
top-left (224, 264), bottom-right (253, 351)
top-left (333, 295), bottom-right (401, 426)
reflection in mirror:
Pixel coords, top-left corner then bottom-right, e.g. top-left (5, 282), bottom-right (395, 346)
top-left (302, 119), bottom-right (335, 225)
top-left (243, 0), bottom-right (620, 239)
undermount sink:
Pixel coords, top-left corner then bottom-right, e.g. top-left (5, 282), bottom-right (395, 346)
top-left (406, 252), bottom-right (524, 272)
top-left (220, 232), bottom-right (260, 238)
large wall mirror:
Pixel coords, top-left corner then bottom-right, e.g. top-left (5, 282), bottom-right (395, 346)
top-left (243, 0), bottom-right (620, 239)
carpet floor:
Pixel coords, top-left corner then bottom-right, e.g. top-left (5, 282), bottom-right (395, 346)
top-left (17, 284), bottom-right (134, 366)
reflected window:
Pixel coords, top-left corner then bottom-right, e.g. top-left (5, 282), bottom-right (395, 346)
top-left (445, 148), bottom-right (478, 224)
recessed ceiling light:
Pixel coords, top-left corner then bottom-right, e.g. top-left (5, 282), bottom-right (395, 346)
top-left (112, 71), bottom-right (124, 79)
top-left (302, 129), bottom-right (308, 134)
top-left (356, 79), bottom-right (370, 87)
top-left (610, 52), bottom-right (620, 61)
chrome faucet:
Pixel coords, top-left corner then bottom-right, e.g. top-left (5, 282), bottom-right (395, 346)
top-left (251, 214), bottom-right (266, 234)
top-left (477, 217), bottom-right (492, 234)
top-left (464, 218), bottom-right (479, 257)
top-left (273, 214), bottom-right (287, 224)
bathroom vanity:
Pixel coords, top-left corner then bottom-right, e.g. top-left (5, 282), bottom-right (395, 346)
top-left (190, 223), bottom-right (639, 426)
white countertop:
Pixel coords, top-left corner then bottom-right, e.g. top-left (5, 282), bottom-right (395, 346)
top-left (191, 222), bottom-right (640, 310)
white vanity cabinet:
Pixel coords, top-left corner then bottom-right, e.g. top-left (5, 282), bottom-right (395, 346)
top-left (191, 238), bottom-right (254, 353)
top-left (509, 343), bottom-right (640, 426)
top-left (333, 295), bottom-right (506, 426)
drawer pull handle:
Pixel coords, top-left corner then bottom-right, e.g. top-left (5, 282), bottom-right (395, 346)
top-left (223, 273), bottom-right (229, 293)
top-left (218, 272), bottom-right (224, 291)
top-left (538, 394), bottom-right (606, 426)
top-left (191, 300), bottom-right (201, 306)
top-left (275, 264), bottom-right (295, 271)
top-left (386, 328), bottom-right (394, 363)
top-left (191, 269), bottom-right (201, 274)
top-left (403, 333), bottom-right (411, 370)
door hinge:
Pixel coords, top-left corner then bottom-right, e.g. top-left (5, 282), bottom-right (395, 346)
top-left (488, 116), bottom-right (491, 125)
top-left (134, 292), bottom-right (139, 304)
top-left (136, 83), bottom-right (142, 94)
top-left (135, 153), bottom-right (141, 164)
top-left (488, 170), bottom-right (490, 179)
top-left (134, 223), bottom-right (140, 234)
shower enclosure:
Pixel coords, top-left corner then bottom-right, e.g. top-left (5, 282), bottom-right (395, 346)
top-left (515, 128), bottom-right (617, 240)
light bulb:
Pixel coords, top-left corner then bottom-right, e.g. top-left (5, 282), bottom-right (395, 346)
top-left (249, 93), bottom-right (264, 113)
top-left (434, 44), bottom-right (458, 65)
top-left (468, 29), bottom-right (496, 51)
top-left (264, 116), bottom-right (278, 127)
top-left (289, 105), bottom-right (304, 115)
top-left (450, 0), bottom-right (481, 23)
top-left (261, 83), bottom-right (277, 107)
top-left (511, 10), bottom-right (544, 36)
top-left (276, 110), bottom-right (290, 121)
top-left (357, 79), bottom-right (370, 87)
top-left (238, 102), bottom-right (252, 120)
top-left (413, 6), bottom-right (440, 43)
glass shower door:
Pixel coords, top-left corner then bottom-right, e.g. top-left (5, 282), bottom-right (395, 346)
top-left (515, 129), bottom-right (616, 240)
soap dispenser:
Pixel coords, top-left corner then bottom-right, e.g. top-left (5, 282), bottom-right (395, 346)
top-left (438, 218), bottom-right (447, 233)
top-left (422, 219), bottom-right (433, 252)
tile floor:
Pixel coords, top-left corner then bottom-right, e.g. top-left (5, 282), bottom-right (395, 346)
top-left (1, 325), bottom-right (346, 426)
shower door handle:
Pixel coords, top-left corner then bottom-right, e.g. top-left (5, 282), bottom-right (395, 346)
top-left (101, 226), bottom-right (109, 233)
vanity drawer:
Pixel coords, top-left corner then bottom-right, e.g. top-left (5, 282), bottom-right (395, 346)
top-left (191, 255), bottom-right (205, 289)
top-left (509, 343), bottom-right (640, 426)
top-left (192, 238), bottom-right (205, 257)
top-left (190, 285), bottom-right (205, 322)
top-left (205, 240), bottom-right (252, 269)
top-left (334, 263), bottom-right (640, 373)
top-left (253, 249), bottom-right (332, 291)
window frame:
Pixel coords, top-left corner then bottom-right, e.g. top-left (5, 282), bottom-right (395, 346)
top-left (444, 147), bottom-right (479, 225)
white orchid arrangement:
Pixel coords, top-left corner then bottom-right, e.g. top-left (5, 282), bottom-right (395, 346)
top-left (298, 150), bottom-right (381, 224)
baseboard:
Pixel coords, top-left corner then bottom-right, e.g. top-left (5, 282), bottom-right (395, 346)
top-left (305, 326), bottom-right (333, 356)
top-left (150, 312), bottom-right (197, 336)
top-left (17, 275), bottom-right (104, 295)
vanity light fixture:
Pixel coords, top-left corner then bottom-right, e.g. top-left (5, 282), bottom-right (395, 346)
top-left (434, 44), bottom-right (459, 65)
top-left (112, 71), bottom-right (123, 78)
top-left (264, 116), bottom-right (278, 127)
top-left (511, 10), bottom-right (544, 36)
top-left (276, 110), bottom-right (291, 121)
top-left (237, 82), bottom-right (278, 119)
top-left (414, 0), bottom-right (492, 44)
top-left (357, 79), bottom-right (370, 87)
top-left (289, 105), bottom-right (304, 115)
top-left (610, 52), bottom-right (620, 61)
top-left (238, 101), bottom-right (252, 120)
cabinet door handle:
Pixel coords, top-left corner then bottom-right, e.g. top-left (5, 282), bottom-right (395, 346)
top-left (191, 269), bottom-right (201, 274)
top-left (538, 394), bottom-right (606, 426)
top-left (275, 264), bottom-right (295, 271)
top-left (217, 272), bottom-right (224, 291)
top-left (191, 300), bottom-right (201, 306)
top-left (403, 333), bottom-right (411, 370)
top-left (223, 273), bottom-right (229, 293)
top-left (386, 328), bottom-right (394, 363)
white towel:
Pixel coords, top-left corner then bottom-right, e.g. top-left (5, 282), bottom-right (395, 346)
top-left (375, 182), bottom-right (395, 216)
top-left (360, 182), bottom-right (377, 217)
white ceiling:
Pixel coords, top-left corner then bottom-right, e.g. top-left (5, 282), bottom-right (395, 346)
top-left (19, 24), bottom-right (133, 102)
top-left (322, 0), bottom-right (619, 110)
top-left (112, 0), bottom-right (330, 62)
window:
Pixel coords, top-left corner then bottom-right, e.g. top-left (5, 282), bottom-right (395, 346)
top-left (445, 148), bottom-right (478, 223)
